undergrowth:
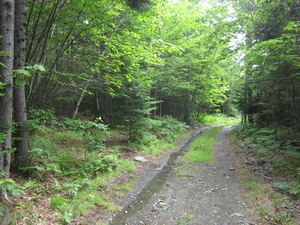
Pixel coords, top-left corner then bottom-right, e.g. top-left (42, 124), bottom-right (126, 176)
top-left (232, 124), bottom-right (300, 199)
top-left (4, 110), bottom-right (192, 224)
top-left (195, 113), bottom-right (241, 126)
top-left (1, 111), bottom-right (240, 224)
top-left (232, 123), bottom-right (300, 225)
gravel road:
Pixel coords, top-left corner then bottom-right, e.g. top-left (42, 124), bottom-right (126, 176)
top-left (111, 126), bottom-right (255, 225)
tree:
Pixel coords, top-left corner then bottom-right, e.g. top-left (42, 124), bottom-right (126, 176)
top-left (235, 0), bottom-right (300, 133)
top-left (0, 0), bottom-right (14, 180)
top-left (13, 0), bottom-right (29, 168)
top-left (148, 0), bottom-right (237, 122)
top-left (0, 1), bottom-right (14, 223)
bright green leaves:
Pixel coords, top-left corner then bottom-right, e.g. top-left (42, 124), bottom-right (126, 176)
top-left (149, 0), bottom-right (236, 117)
top-left (0, 178), bottom-right (24, 197)
top-left (13, 64), bottom-right (46, 86)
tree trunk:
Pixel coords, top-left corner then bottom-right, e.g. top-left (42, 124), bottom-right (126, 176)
top-left (13, 0), bottom-right (29, 168)
top-left (72, 80), bottom-right (90, 119)
top-left (0, 0), bottom-right (14, 180)
top-left (265, 89), bottom-right (278, 140)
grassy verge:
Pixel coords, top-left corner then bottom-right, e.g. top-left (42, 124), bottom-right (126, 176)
top-left (231, 124), bottom-right (300, 198)
top-left (6, 120), bottom-right (190, 224)
top-left (182, 126), bottom-right (224, 162)
top-left (239, 169), bottom-right (298, 225)
top-left (231, 124), bottom-right (300, 225)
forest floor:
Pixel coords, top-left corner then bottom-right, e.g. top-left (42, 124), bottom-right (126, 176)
top-left (96, 126), bottom-right (300, 225)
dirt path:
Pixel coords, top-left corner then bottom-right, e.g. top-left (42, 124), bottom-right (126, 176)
top-left (110, 126), bottom-right (255, 225)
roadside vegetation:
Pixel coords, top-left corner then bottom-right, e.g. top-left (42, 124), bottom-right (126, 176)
top-left (232, 124), bottom-right (300, 198)
top-left (3, 109), bottom-right (191, 224)
top-left (232, 124), bottom-right (300, 225)
top-left (198, 113), bottom-right (241, 126)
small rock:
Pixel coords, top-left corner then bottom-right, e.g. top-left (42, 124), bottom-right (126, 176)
top-left (229, 168), bottom-right (235, 171)
top-left (231, 213), bottom-right (245, 218)
top-left (249, 157), bottom-right (256, 162)
top-left (134, 156), bottom-right (148, 162)
top-left (272, 182), bottom-right (289, 191)
top-left (257, 160), bottom-right (266, 166)
top-left (270, 156), bottom-right (285, 163)
top-left (262, 175), bottom-right (274, 180)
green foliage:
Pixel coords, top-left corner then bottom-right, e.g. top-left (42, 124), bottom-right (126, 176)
top-left (13, 64), bottom-right (46, 85)
top-left (28, 108), bottom-right (59, 133)
top-left (0, 44), bottom-right (9, 69)
top-left (51, 131), bottom-right (80, 142)
top-left (235, 0), bottom-right (300, 129)
top-left (232, 124), bottom-right (300, 198)
top-left (278, 182), bottom-right (300, 198)
top-left (0, 81), bottom-right (6, 97)
top-left (178, 213), bottom-right (195, 225)
top-left (50, 197), bottom-right (69, 210)
top-left (196, 113), bottom-right (241, 126)
top-left (136, 116), bottom-right (188, 144)
top-left (0, 178), bottom-right (24, 197)
top-left (44, 154), bottom-right (117, 179)
top-left (63, 118), bottom-right (108, 157)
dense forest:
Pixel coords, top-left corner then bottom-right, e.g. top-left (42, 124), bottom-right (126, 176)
top-left (0, 0), bottom-right (299, 223)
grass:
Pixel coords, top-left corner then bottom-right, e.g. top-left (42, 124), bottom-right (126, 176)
top-left (140, 131), bottom-right (185, 156)
top-left (182, 126), bottom-right (224, 162)
top-left (175, 165), bottom-right (200, 181)
top-left (198, 113), bottom-right (241, 126)
top-left (178, 213), bottom-right (195, 225)
top-left (239, 169), bottom-right (298, 225)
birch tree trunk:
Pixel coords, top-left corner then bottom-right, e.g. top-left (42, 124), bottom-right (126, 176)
top-left (13, 0), bottom-right (29, 168)
top-left (72, 80), bottom-right (91, 119)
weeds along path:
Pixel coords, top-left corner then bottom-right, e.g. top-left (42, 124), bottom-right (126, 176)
top-left (110, 126), bottom-right (254, 225)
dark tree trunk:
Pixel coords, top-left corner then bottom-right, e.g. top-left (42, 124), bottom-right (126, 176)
top-left (13, 0), bottom-right (29, 168)
top-left (0, 1), bottom-right (15, 223)
top-left (0, 0), bottom-right (14, 179)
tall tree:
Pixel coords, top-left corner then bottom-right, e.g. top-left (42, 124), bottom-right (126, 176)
top-left (13, 0), bottom-right (29, 168)
top-left (0, 0), bottom-right (14, 180)
top-left (235, 0), bottom-right (300, 132)
top-left (0, 1), bottom-right (15, 222)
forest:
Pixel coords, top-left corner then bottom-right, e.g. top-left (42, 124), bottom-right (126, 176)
top-left (0, 0), bottom-right (299, 224)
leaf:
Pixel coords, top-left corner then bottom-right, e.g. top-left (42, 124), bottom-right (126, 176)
top-left (14, 69), bottom-right (31, 77)
top-left (15, 77), bottom-right (27, 86)
top-left (33, 64), bottom-right (46, 71)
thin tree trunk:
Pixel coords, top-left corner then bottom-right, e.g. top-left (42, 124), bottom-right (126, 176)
top-left (265, 89), bottom-right (278, 140)
top-left (13, 0), bottom-right (29, 168)
top-left (72, 80), bottom-right (90, 119)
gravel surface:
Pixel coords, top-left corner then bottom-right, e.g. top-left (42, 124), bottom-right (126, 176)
top-left (111, 126), bottom-right (255, 225)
